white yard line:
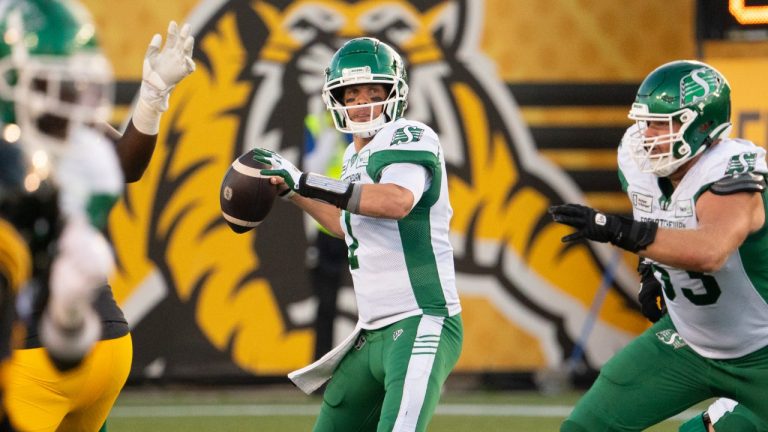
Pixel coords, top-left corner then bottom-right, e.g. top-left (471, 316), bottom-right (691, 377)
top-left (110, 403), bottom-right (700, 420)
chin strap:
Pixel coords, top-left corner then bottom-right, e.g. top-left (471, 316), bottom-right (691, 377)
top-left (347, 113), bottom-right (388, 138)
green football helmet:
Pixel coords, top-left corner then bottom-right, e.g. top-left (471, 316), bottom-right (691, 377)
top-left (627, 60), bottom-right (731, 177)
top-left (0, 0), bottom-right (113, 156)
top-left (322, 37), bottom-right (408, 136)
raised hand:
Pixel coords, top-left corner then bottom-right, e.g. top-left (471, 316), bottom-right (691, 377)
top-left (140, 21), bottom-right (196, 113)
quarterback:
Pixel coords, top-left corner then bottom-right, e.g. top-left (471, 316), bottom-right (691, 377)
top-left (550, 60), bottom-right (768, 430)
top-left (255, 37), bottom-right (463, 431)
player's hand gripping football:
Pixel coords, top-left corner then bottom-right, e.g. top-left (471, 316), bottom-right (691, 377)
top-left (140, 21), bottom-right (196, 113)
top-left (548, 203), bottom-right (658, 253)
top-left (252, 148), bottom-right (303, 199)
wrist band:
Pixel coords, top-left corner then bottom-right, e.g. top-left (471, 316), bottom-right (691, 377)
top-left (279, 188), bottom-right (296, 201)
top-left (131, 97), bottom-right (162, 135)
top-left (299, 172), bottom-right (360, 212)
top-left (346, 183), bottom-right (362, 213)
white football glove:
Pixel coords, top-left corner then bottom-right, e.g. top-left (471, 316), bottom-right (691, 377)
top-left (134, 21), bottom-right (196, 134)
top-left (49, 217), bottom-right (115, 316)
top-left (42, 217), bottom-right (114, 361)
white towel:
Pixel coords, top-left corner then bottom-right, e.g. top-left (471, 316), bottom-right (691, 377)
top-left (288, 325), bottom-right (362, 394)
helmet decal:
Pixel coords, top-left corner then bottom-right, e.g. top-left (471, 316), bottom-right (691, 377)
top-left (681, 68), bottom-right (722, 106)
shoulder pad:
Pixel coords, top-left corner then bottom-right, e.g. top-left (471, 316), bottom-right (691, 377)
top-left (710, 172), bottom-right (767, 195)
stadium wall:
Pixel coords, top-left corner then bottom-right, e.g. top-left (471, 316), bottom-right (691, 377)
top-left (77, 0), bottom-right (768, 382)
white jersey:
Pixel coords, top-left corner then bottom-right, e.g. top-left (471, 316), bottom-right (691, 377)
top-left (618, 126), bottom-right (768, 358)
top-left (339, 118), bottom-right (461, 329)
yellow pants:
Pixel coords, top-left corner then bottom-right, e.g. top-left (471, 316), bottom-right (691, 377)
top-left (5, 334), bottom-right (132, 432)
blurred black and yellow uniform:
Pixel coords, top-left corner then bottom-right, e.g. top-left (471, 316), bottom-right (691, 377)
top-left (0, 141), bottom-right (131, 431)
top-left (0, 218), bottom-right (31, 431)
top-left (0, 139), bottom-right (33, 431)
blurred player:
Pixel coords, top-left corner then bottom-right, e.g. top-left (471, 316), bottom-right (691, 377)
top-left (0, 0), bottom-right (195, 430)
top-left (550, 60), bottom-right (768, 430)
top-left (255, 37), bottom-right (463, 431)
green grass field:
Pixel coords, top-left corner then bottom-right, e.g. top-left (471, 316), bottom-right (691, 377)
top-left (106, 386), bottom-right (709, 431)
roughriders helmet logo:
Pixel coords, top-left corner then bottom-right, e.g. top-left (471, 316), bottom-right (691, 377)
top-left (109, 0), bottom-right (642, 380)
top-left (681, 68), bottom-right (721, 106)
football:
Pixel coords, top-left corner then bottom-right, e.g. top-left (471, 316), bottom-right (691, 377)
top-left (219, 150), bottom-right (278, 233)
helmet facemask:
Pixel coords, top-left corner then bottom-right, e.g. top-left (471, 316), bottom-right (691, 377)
top-left (628, 104), bottom-right (702, 177)
top-left (7, 52), bottom-right (114, 157)
top-left (322, 66), bottom-right (408, 137)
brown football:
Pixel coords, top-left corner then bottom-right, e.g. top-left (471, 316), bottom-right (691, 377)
top-left (219, 149), bottom-right (278, 233)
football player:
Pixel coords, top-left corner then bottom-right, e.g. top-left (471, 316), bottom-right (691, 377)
top-left (639, 262), bottom-right (766, 432)
top-left (551, 60), bottom-right (768, 430)
top-left (253, 37), bottom-right (463, 431)
top-left (0, 0), bottom-right (195, 430)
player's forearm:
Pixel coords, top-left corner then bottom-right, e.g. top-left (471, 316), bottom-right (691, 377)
top-left (641, 226), bottom-right (740, 273)
top-left (106, 121), bottom-right (158, 183)
top-left (291, 195), bottom-right (344, 237)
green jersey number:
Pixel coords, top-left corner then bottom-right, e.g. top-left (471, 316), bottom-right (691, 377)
top-left (343, 210), bottom-right (360, 270)
top-left (654, 265), bottom-right (722, 305)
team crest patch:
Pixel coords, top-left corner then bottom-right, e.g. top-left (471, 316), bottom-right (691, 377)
top-left (725, 152), bottom-right (757, 175)
top-left (631, 192), bottom-right (653, 213)
top-left (675, 199), bottom-right (693, 218)
top-left (390, 126), bottom-right (425, 146)
top-left (680, 68), bottom-right (722, 106)
top-left (655, 329), bottom-right (687, 349)
top-left (357, 150), bottom-right (370, 167)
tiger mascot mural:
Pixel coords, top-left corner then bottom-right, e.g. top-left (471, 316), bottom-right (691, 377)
top-left (108, 0), bottom-right (650, 379)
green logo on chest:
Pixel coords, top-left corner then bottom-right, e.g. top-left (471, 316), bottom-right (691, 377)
top-left (390, 126), bottom-right (424, 145)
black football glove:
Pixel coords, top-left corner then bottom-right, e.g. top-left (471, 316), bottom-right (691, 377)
top-left (637, 258), bottom-right (666, 323)
top-left (548, 204), bottom-right (658, 253)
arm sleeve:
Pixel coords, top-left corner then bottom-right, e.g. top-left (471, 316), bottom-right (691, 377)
top-left (379, 163), bottom-right (431, 211)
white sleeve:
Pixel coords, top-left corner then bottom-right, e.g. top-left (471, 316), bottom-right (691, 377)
top-left (379, 163), bottom-right (431, 210)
